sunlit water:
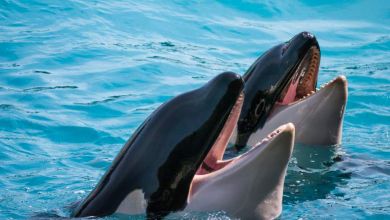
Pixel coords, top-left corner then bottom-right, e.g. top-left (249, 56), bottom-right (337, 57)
top-left (1, 1), bottom-right (389, 219)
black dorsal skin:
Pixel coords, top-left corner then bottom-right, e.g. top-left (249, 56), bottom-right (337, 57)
top-left (72, 72), bottom-right (244, 219)
top-left (235, 32), bottom-right (320, 149)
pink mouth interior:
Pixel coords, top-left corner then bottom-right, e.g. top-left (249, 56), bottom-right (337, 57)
top-left (195, 94), bottom-right (284, 176)
top-left (277, 46), bottom-right (320, 106)
top-left (196, 92), bottom-right (244, 175)
top-left (279, 78), bottom-right (299, 104)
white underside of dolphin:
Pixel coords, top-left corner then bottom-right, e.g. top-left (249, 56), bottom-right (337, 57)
top-left (185, 123), bottom-right (295, 219)
top-left (231, 75), bottom-right (348, 147)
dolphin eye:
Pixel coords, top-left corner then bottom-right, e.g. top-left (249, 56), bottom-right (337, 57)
top-left (254, 99), bottom-right (265, 118)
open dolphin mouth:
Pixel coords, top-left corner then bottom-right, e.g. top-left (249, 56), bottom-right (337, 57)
top-left (278, 46), bottom-right (321, 105)
top-left (195, 90), bottom-right (290, 175)
top-left (193, 123), bottom-right (292, 175)
top-left (196, 91), bottom-right (244, 175)
top-left (275, 43), bottom-right (346, 108)
top-left (196, 125), bottom-right (288, 175)
top-left (275, 44), bottom-right (346, 111)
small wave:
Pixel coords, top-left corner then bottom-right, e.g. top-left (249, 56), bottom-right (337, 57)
top-left (345, 62), bottom-right (389, 71)
top-left (34, 70), bottom-right (52, 74)
top-left (0, 104), bottom-right (15, 110)
top-left (75, 94), bottom-right (136, 105)
top-left (23, 86), bottom-right (78, 92)
top-left (160, 41), bottom-right (175, 47)
top-left (134, 106), bottom-right (157, 112)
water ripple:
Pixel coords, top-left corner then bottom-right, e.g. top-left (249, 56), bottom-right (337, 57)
top-left (23, 86), bottom-right (78, 92)
top-left (0, 0), bottom-right (389, 219)
top-left (75, 93), bottom-right (137, 105)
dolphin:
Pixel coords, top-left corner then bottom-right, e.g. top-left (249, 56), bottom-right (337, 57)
top-left (232, 32), bottom-right (347, 149)
top-left (186, 123), bottom-right (295, 220)
top-left (72, 72), bottom-right (244, 218)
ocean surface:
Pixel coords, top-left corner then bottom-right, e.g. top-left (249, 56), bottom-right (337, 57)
top-left (0, 0), bottom-right (389, 219)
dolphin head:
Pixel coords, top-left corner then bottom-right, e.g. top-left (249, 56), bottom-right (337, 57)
top-left (236, 32), bottom-right (320, 148)
top-left (73, 72), bottom-right (244, 218)
top-left (233, 32), bottom-right (347, 148)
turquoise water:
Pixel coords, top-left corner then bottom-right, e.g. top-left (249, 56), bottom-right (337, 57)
top-left (1, 0), bottom-right (389, 219)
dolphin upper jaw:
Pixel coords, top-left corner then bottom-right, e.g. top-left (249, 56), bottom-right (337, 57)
top-left (245, 75), bottom-right (348, 147)
top-left (186, 123), bottom-right (295, 219)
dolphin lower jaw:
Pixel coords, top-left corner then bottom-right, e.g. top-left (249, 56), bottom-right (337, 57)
top-left (186, 123), bottom-right (295, 219)
top-left (247, 75), bottom-right (348, 146)
top-left (294, 75), bottom-right (347, 145)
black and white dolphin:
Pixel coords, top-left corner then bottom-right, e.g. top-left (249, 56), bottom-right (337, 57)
top-left (72, 72), bottom-right (245, 218)
top-left (232, 32), bottom-right (347, 149)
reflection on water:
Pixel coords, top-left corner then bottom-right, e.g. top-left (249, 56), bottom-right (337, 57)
top-left (283, 144), bottom-right (351, 204)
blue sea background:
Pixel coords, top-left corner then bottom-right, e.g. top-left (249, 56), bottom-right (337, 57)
top-left (1, 0), bottom-right (389, 219)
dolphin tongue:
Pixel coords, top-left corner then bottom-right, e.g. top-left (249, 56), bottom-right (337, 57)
top-left (279, 78), bottom-right (299, 104)
top-left (197, 92), bottom-right (244, 175)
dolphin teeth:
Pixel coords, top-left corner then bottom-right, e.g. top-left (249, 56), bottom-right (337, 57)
top-left (318, 76), bottom-right (342, 91)
top-left (255, 128), bottom-right (283, 146)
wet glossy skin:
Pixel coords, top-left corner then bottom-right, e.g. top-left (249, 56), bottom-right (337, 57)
top-left (72, 72), bottom-right (244, 218)
top-left (235, 32), bottom-right (320, 149)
